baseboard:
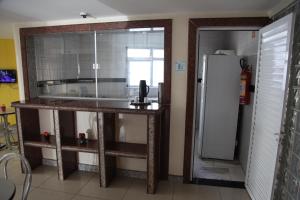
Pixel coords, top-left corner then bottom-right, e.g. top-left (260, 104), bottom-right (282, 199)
top-left (42, 158), bottom-right (57, 167)
top-left (78, 163), bottom-right (98, 172)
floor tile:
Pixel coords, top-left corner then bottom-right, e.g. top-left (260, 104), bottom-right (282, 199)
top-left (13, 184), bottom-right (35, 200)
top-left (219, 187), bottom-right (251, 200)
top-left (72, 195), bottom-right (108, 200)
top-left (198, 168), bottom-right (231, 180)
top-left (193, 156), bottom-right (244, 181)
top-left (9, 165), bottom-right (57, 187)
top-left (27, 188), bottom-right (74, 200)
top-left (229, 167), bottom-right (245, 182)
top-left (173, 183), bottom-right (221, 200)
top-left (198, 159), bottom-right (215, 168)
top-left (123, 180), bottom-right (173, 200)
top-left (0, 159), bottom-right (22, 178)
top-left (39, 171), bottom-right (94, 194)
top-left (79, 176), bottom-right (132, 200)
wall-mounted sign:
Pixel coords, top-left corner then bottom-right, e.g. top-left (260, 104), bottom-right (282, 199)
top-left (175, 60), bottom-right (186, 71)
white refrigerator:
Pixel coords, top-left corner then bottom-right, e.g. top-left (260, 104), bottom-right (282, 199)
top-left (199, 55), bottom-right (241, 160)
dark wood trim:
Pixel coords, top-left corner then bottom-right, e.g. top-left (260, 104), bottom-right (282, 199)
top-left (19, 32), bottom-right (30, 99)
top-left (183, 17), bottom-right (270, 183)
top-left (192, 178), bottom-right (245, 188)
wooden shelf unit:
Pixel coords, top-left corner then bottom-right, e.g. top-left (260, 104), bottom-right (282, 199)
top-left (98, 112), bottom-right (161, 194)
top-left (23, 135), bottom-right (56, 149)
top-left (13, 98), bottom-right (163, 194)
top-left (105, 142), bottom-right (147, 159)
top-left (16, 107), bottom-right (57, 170)
top-left (61, 138), bottom-right (98, 153)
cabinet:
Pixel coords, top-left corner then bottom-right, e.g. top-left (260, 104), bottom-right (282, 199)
top-left (13, 98), bottom-right (163, 193)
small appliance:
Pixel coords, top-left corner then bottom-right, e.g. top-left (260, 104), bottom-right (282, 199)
top-left (139, 80), bottom-right (150, 103)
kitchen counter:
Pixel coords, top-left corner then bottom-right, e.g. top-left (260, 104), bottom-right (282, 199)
top-left (12, 97), bottom-right (162, 114)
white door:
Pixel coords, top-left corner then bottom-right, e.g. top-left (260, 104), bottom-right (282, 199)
top-left (246, 13), bottom-right (294, 200)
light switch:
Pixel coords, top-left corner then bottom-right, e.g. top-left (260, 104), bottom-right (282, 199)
top-left (175, 60), bottom-right (186, 71)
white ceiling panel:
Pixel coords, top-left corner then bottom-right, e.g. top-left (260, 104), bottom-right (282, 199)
top-left (0, 0), bottom-right (283, 23)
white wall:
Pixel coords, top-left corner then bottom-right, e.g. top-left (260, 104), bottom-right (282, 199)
top-left (0, 22), bottom-right (14, 39)
top-left (238, 55), bottom-right (257, 171)
top-left (13, 12), bottom-right (267, 176)
top-left (228, 31), bottom-right (259, 56)
top-left (198, 31), bottom-right (230, 77)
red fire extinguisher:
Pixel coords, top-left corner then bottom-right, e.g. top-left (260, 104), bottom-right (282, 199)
top-left (240, 58), bottom-right (252, 105)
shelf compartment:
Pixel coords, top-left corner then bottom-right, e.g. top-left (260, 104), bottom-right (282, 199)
top-left (23, 135), bottom-right (56, 149)
top-left (105, 142), bottom-right (147, 159)
top-left (61, 138), bottom-right (98, 153)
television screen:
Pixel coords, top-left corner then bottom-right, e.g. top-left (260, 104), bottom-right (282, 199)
top-left (0, 70), bottom-right (17, 83)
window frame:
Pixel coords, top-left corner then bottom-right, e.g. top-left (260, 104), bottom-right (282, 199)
top-left (126, 47), bottom-right (164, 87)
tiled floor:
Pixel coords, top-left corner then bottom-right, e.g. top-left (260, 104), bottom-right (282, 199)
top-left (0, 134), bottom-right (250, 200)
top-left (0, 148), bottom-right (251, 200)
top-left (193, 132), bottom-right (245, 182)
top-left (193, 157), bottom-right (245, 182)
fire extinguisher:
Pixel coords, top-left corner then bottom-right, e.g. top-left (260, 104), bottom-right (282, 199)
top-left (240, 58), bottom-right (251, 105)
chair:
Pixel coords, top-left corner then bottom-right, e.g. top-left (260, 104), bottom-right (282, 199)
top-left (0, 153), bottom-right (32, 200)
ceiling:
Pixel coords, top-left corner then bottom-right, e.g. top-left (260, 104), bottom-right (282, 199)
top-left (0, 0), bottom-right (283, 23)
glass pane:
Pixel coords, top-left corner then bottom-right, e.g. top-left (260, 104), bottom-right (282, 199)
top-left (153, 60), bottom-right (164, 86)
top-left (96, 28), bottom-right (164, 99)
top-left (26, 32), bottom-right (95, 98)
top-left (127, 48), bottom-right (151, 58)
top-left (26, 27), bottom-right (165, 100)
top-left (129, 61), bottom-right (151, 86)
top-left (153, 49), bottom-right (164, 58)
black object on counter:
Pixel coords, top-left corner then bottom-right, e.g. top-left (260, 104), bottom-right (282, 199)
top-left (139, 80), bottom-right (150, 103)
top-left (79, 133), bottom-right (87, 145)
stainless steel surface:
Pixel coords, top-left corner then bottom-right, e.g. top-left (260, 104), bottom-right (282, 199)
top-left (198, 55), bottom-right (207, 156)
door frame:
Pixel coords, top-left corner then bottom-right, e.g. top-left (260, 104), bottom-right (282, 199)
top-left (183, 17), bottom-right (270, 182)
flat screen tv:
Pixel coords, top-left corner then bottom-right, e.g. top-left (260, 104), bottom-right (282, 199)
top-left (0, 69), bottom-right (17, 83)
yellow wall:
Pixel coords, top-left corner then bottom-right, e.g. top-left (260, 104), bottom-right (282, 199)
top-left (0, 39), bottom-right (19, 125)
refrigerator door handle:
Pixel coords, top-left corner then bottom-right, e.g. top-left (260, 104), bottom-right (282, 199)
top-left (198, 55), bottom-right (208, 156)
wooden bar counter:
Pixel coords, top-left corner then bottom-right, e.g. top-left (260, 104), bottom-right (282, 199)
top-left (12, 98), bottom-right (163, 194)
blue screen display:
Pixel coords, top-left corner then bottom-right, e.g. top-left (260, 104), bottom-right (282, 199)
top-left (0, 70), bottom-right (17, 83)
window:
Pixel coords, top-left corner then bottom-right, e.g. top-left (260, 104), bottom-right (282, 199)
top-left (127, 48), bottom-right (164, 87)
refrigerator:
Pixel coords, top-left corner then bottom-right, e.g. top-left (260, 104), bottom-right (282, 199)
top-left (198, 55), bottom-right (241, 160)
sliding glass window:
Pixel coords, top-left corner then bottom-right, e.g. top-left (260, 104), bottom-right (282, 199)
top-left (26, 28), bottom-right (164, 100)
